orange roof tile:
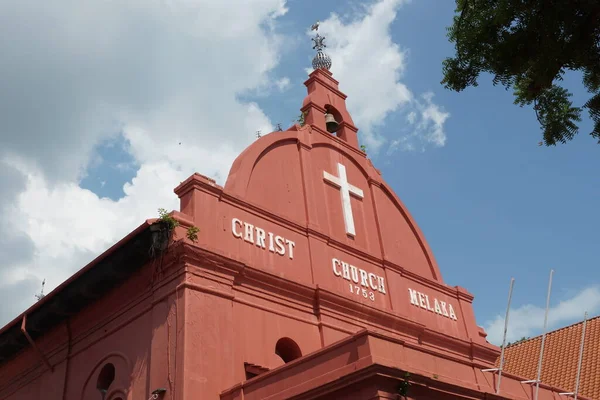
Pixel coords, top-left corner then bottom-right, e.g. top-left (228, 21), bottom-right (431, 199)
top-left (496, 314), bottom-right (600, 400)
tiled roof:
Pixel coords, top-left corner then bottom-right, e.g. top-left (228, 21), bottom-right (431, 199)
top-left (497, 314), bottom-right (600, 399)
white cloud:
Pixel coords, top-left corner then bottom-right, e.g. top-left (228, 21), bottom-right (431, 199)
top-left (0, 0), bottom-right (287, 184)
top-left (314, 0), bottom-right (449, 153)
top-left (275, 77), bottom-right (291, 91)
top-left (0, 0), bottom-right (451, 327)
top-left (484, 286), bottom-right (600, 345)
top-left (389, 92), bottom-right (449, 152)
top-left (415, 92), bottom-right (449, 147)
top-left (0, 0), bottom-right (287, 326)
top-left (407, 111), bottom-right (417, 124)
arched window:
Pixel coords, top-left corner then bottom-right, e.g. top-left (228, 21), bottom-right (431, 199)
top-left (275, 337), bottom-right (302, 363)
top-left (96, 363), bottom-right (116, 398)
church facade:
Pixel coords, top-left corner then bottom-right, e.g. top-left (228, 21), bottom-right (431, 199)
top-left (0, 30), bottom-right (587, 400)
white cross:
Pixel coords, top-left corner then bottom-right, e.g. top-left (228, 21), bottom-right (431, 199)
top-left (323, 163), bottom-right (364, 236)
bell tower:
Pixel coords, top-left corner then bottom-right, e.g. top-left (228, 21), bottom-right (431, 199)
top-left (300, 23), bottom-right (360, 149)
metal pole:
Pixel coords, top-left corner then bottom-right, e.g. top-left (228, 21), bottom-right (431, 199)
top-left (496, 277), bottom-right (515, 394)
top-left (573, 312), bottom-right (588, 400)
top-left (535, 269), bottom-right (554, 400)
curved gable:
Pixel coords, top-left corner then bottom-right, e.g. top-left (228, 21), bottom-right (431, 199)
top-left (223, 125), bottom-right (442, 283)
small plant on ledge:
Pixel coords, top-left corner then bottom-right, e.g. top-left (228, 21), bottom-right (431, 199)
top-left (296, 111), bottom-right (307, 127)
top-left (151, 208), bottom-right (201, 252)
top-left (149, 208), bottom-right (179, 256)
top-left (186, 225), bottom-right (200, 243)
top-left (360, 144), bottom-right (367, 153)
top-left (158, 208), bottom-right (180, 231)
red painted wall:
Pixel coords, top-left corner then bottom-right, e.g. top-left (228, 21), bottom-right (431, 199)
top-left (0, 68), bottom-right (501, 400)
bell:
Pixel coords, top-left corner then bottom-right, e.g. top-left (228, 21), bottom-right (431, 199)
top-left (324, 113), bottom-right (339, 133)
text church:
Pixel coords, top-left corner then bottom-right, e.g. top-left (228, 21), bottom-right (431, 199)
top-left (0, 24), bottom-right (590, 400)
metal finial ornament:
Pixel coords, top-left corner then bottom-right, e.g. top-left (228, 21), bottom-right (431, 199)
top-left (310, 21), bottom-right (331, 71)
top-left (312, 34), bottom-right (326, 52)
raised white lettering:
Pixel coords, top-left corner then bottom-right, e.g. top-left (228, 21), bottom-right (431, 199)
top-left (232, 218), bottom-right (243, 238)
top-left (274, 235), bottom-right (285, 256)
top-left (331, 257), bottom-right (387, 300)
top-left (418, 292), bottom-right (427, 309)
top-left (255, 227), bottom-right (266, 249)
top-left (342, 262), bottom-right (350, 280)
top-left (409, 288), bottom-right (419, 306)
top-left (360, 270), bottom-right (369, 287)
top-left (449, 304), bottom-right (457, 320)
top-left (407, 287), bottom-right (458, 321)
top-left (244, 223), bottom-right (254, 243)
top-left (434, 299), bottom-right (442, 315)
top-left (285, 239), bottom-right (295, 260)
top-left (350, 265), bottom-right (359, 283)
top-left (425, 295), bottom-right (433, 311)
top-left (368, 273), bottom-right (378, 290)
top-left (231, 218), bottom-right (296, 260)
top-left (440, 301), bottom-right (449, 317)
top-left (377, 276), bottom-right (386, 294)
top-left (332, 258), bottom-right (342, 277)
top-left (268, 232), bottom-right (275, 252)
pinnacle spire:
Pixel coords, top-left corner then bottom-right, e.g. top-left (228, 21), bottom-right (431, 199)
top-left (310, 21), bottom-right (331, 71)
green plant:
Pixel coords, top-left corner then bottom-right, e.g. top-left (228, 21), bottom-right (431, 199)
top-left (360, 144), bottom-right (367, 152)
top-left (397, 372), bottom-right (411, 397)
top-left (186, 226), bottom-right (200, 243)
top-left (442, 0), bottom-right (600, 146)
top-left (297, 111), bottom-right (307, 127)
top-left (158, 208), bottom-right (179, 231)
top-left (433, 373), bottom-right (439, 379)
top-left (506, 336), bottom-right (530, 347)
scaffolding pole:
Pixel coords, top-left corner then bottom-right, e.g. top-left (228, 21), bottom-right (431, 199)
top-left (496, 277), bottom-right (515, 394)
top-left (558, 312), bottom-right (588, 399)
top-left (573, 312), bottom-right (588, 400)
top-left (534, 269), bottom-right (554, 400)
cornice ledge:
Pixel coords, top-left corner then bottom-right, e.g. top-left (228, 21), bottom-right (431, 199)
top-left (367, 177), bottom-right (383, 187)
top-left (316, 287), bottom-right (426, 336)
top-left (326, 238), bottom-right (382, 265)
top-left (420, 328), bottom-right (472, 355)
top-left (177, 281), bottom-right (235, 301)
top-left (174, 172), bottom-right (223, 198)
top-left (305, 227), bottom-right (329, 242)
top-left (180, 242), bottom-right (246, 276)
top-left (309, 125), bottom-right (364, 156)
top-left (300, 101), bottom-right (327, 114)
top-left (170, 211), bottom-right (194, 227)
top-left (222, 328), bottom-right (373, 393)
top-left (399, 267), bottom-right (467, 298)
top-left (455, 286), bottom-right (475, 301)
top-left (240, 267), bottom-right (316, 302)
top-left (303, 75), bottom-right (347, 100)
top-left (470, 341), bottom-right (500, 363)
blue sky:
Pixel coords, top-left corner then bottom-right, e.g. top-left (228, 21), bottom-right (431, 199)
top-left (94, 0), bottom-right (598, 337)
top-left (1, 0), bottom-right (598, 343)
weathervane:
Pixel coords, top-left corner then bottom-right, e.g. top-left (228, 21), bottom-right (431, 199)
top-left (310, 20), bottom-right (331, 71)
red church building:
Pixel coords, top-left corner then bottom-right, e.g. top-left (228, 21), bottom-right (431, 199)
top-left (0, 28), bottom-right (589, 400)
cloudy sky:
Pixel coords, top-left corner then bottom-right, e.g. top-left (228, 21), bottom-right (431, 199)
top-left (1, 0), bottom-right (599, 345)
